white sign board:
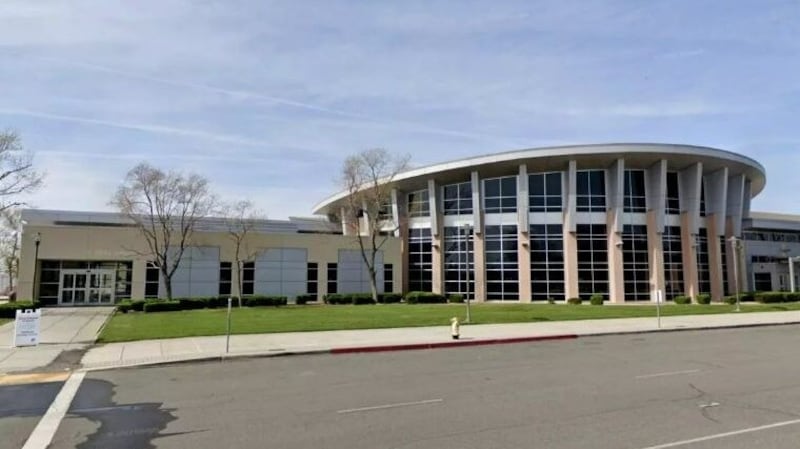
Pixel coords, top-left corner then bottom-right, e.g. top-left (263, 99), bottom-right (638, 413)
top-left (14, 309), bottom-right (41, 347)
top-left (656, 290), bottom-right (664, 304)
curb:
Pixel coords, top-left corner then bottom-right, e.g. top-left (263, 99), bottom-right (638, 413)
top-left (77, 320), bottom-right (800, 372)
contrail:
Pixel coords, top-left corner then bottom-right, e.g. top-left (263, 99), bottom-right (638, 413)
top-left (26, 56), bottom-right (523, 147)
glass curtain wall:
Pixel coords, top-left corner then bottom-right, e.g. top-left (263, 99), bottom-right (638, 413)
top-left (485, 225), bottom-right (518, 300)
top-left (407, 189), bottom-right (430, 217)
top-left (666, 172), bottom-right (680, 214)
top-left (408, 228), bottom-right (433, 292)
top-left (720, 236), bottom-right (730, 296)
top-left (483, 176), bottom-right (517, 213)
top-left (622, 224), bottom-right (650, 300)
top-left (529, 224), bottom-right (564, 301)
top-left (624, 170), bottom-right (647, 213)
top-left (663, 226), bottom-right (684, 300)
top-left (442, 182), bottom-right (473, 215)
top-left (697, 228), bottom-right (711, 294)
top-left (529, 172), bottom-right (562, 212)
top-left (576, 224), bottom-right (609, 300)
top-left (443, 226), bottom-right (474, 297)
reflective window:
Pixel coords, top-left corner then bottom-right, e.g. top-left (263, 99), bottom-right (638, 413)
top-left (577, 224), bottom-right (608, 300)
top-left (666, 172), bottom-right (680, 214)
top-left (663, 226), bottom-right (684, 300)
top-left (529, 172), bottom-right (562, 212)
top-left (145, 262), bottom-right (160, 299)
top-left (483, 176), bottom-right (517, 214)
top-left (576, 170), bottom-right (606, 212)
top-left (699, 181), bottom-right (706, 217)
top-left (408, 228), bottom-right (433, 291)
top-left (219, 262), bottom-right (232, 296)
top-left (383, 264), bottom-right (394, 293)
top-left (307, 262), bottom-right (318, 296)
top-left (624, 170), bottom-right (646, 213)
top-left (696, 229), bottom-right (710, 294)
top-left (242, 262), bottom-right (255, 295)
top-left (485, 225), bottom-right (519, 300)
top-left (622, 225), bottom-right (649, 300)
top-left (327, 263), bottom-right (337, 294)
top-left (443, 226), bottom-right (474, 297)
top-left (720, 237), bottom-right (729, 296)
top-left (754, 272), bottom-right (772, 291)
top-left (529, 224), bottom-right (564, 301)
top-left (442, 182), bottom-right (473, 215)
top-left (407, 189), bottom-right (430, 218)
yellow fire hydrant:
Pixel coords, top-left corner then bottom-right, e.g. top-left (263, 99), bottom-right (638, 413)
top-left (450, 317), bottom-right (460, 340)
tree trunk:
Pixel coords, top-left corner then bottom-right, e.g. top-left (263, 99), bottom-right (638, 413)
top-left (368, 266), bottom-right (378, 302)
top-left (163, 270), bottom-right (172, 301)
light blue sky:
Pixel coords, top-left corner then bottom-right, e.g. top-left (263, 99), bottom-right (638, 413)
top-left (1, 0), bottom-right (799, 218)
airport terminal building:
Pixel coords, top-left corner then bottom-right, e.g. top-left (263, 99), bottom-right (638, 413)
top-left (16, 143), bottom-right (800, 305)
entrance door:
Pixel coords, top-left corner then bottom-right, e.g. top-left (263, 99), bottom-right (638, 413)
top-left (60, 270), bottom-right (88, 305)
top-left (60, 269), bottom-right (115, 305)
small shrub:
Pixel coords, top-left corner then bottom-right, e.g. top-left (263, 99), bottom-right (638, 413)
top-left (740, 291), bottom-right (755, 302)
top-left (405, 291), bottom-right (447, 304)
top-left (324, 293), bottom-right (346, 305)
top-left (244, 295), bottom-right (288, 307)
top-left (547, 297), bottom-right (556, 304)
top-left (178, 298), bottom-right (208, 310)
top-left (447, 294), bottom-right (464, 303)
top-left (674, 295), bottom-right (691, 305)
top-left (696, 294), bottom-right (711, 305)
top-left (378, 293), bottom-right (402, 304)
top-left (755, 292), bottom-right (787, 303)
top-left (116, 300), bottom-right (132, 314)
top-left (723, 295), bottom-right (738, 305)
top-left (295, 294), bottom-right (316, 305)
top-left (0, 301), bottom-right (41, 319)
top-left (143, 301), bottom-right (182, 313)
top-left (589, 294), bottom-right (604, 305)
top-left (131, 300), bottom-right (147, 312)
top-left (350, 293), bottom-right (376, 305)
top-left (567, 297), bottom-right (582, 305)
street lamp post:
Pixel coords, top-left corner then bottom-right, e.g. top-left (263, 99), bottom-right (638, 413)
top-left (789, 256), bottom-right (797, 293)
top-left (729, 236), bottom-right (741, 312)
top-left (462, 222), bottom-right (472, 324)
top-left (33, 232), bottom-right (41, 302)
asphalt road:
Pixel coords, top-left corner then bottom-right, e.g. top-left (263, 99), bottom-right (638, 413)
top-left (22, 326), bottom-right (800, 448)
top-left (0, 380), bottom-right (64, 449)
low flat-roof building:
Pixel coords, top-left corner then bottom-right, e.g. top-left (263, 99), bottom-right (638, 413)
top-left (16, 142), bottom-right (800, 305)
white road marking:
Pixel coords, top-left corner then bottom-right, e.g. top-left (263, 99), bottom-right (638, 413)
top-left (21, 371), bottom-right (86, 449)
top-left (639, 418), bottom-right (800, 449)
top-left (337, 398), bottom-right (443, 414)
top-left (635, 369), bottom-right (701, 379)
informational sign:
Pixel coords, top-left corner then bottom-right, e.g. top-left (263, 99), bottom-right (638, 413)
top-left (656, 290), bottom-right (664, 303)
top-left (14, 308), bottom-right (41, 347)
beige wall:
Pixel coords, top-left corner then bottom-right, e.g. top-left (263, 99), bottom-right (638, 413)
top-left (19, 225), bottom-right (402, 301)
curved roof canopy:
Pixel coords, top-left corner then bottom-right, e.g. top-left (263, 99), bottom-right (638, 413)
top-left (313, 143), bottom-right (766, 215)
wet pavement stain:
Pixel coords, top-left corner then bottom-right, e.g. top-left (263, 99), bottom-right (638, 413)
top-left (0, 381), bottom-right (64, 418)
top-left (67, 378), bottom-right (198, 449)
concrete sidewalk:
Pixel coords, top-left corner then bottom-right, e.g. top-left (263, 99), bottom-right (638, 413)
top-left (0, 307), bottom-right (114, 373)
top-left (81, 309), bottom-right (800, 370)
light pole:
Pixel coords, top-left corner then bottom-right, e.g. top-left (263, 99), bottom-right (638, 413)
top-left (789, 256), bottom-right (797, 293)
top-left (33, 232), bottom-right (40, 302)
top-left (729, 236), bottom-right (741, 312)
top-left (462, 222), bottom-right (472, 324)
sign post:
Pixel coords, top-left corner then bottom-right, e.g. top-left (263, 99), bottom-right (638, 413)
top-left (656, 289), bottom-right (663, 329)
top-left (13, 308), bottom-right (41, 347)
top-left (226, 297), bottom-right (232, 354)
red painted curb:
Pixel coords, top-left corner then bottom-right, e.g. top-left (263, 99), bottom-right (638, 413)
top-left (330, 334), bottom-right (578, 354)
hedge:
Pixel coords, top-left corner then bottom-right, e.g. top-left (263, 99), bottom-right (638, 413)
top-left (143, 301), bottom-right (182, 313)
top-left (405, 292), bottom-right (447, 304)
top-left (295, 294), bottom-right (317, 305)
top-left (378, 293), bottom-right (402, 304)
top-left (589, 294), bottom-right (604, 306)
top-left (567, 297), bottom-right (582, 305)
top-left (131, 300), bottom-right (147, 312)
top-left (696, 294), bottom-right (711, 305)
top-left (178, 298), bottom-right (208, 310)
top-left (243, 295), bottom-right (288, 307)
top-left (0, 301), bottom-right (40, 319)
top-left (674, 295), bottom-right (691, 305)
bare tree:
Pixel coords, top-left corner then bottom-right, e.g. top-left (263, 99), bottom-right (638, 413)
top-left (0, 131), bottom-right (44, 212)
top-left (340, 149), bottom-right (410, 301)
top-left (111, 163), bottom-right (216, 300)
top-left (0, 209), bottom-right (20, 296)
top-left (222, 200), bottom-right (264, 307)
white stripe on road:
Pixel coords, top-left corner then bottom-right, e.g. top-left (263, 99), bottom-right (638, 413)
top-left (22, 371), bottom-right (86, 449)
top-left (635, 369), bottom-right (701, 379)
top-left (337, 398), bottom-right (443, 414)
top-left (639, 418), bottom-right (800, 449)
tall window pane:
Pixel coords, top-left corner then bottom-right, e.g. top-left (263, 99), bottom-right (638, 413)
top-left (443, 226), bottom-right (474, 297)
top-left (408, 228), bottom-right (433, 291)
top-left (697, 229), bottom-right (710, 294)
top-left (666, 172), bottom-right (680, 214)
top-left (408, 189), bottom-right (430, 217)
top-left (720, 236), bottom-right (729, 296)
top-left (529, 172), bottom-right (562, 212)
top-left (576, 170), bottom-right (606, 212)
top-left (577, 224), bottom-right (608, 300)
top-left (485, 225), bottom-right (519, 300)
top-left (663, 226), bottom-right (684, 300)
top-left (442, 182), bottom-right (473, 215)
top-left (623, 170), bottom-right (646, 213)
top-left (483, 176), bottom-right (517, 214)
top-left (622, 225), bottom-right (650, 300)
top-left (530, 224), bottom-right (564, 300)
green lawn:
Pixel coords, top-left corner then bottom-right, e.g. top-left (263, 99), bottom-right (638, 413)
top-left (98, 302), bottom-right (800, 343)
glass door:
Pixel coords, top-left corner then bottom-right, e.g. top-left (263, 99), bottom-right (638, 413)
top-left (60, 270), bottom-right (88, 305)
top-left (88, 270), bottom-right (115, 304)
